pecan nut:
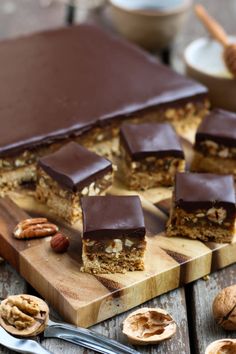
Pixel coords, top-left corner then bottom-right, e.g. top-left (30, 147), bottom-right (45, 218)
top-left (13, 217), bottom-right (58, 239)
top-left (0, 294), bottom-right (49, 337)
top-left (50, 233), bottom-right (70, 253)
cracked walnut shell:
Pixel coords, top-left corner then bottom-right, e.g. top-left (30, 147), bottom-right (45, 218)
top-left (205, 339), bottom-right (236, 354)
top-left (122, 307), bottom-right (176, 345)
top-left (212, 285), bottom-right (236, 330)
top-left (0, 294), bottom-right (49, 337)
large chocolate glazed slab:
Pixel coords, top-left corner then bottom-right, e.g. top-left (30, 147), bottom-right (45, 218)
top-left (0, 24), bottom-right (207, 156)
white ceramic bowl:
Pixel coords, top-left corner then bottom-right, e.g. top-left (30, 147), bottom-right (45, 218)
top-left (184, 37), bottom-right (236, 111)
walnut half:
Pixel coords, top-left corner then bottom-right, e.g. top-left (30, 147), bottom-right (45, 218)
top-left (122, 307), bottom-right (176, 345)
top-left (205, 339), bottom-right (236, 354)
top-left (0, 294), bottom-right (49, 337)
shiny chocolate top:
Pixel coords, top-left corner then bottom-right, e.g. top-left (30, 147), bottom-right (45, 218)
top-left (81, 195), bottom-right (146, 239)
top-left (195, 109), bottom-right (236, 147)
top-left (120, 122), bottom-right (184, 159)
top-left (0, 24), bottom-right (207, 157)
top-left (38, 142), bottom-right (112, 191)
top-left (174, 172), bottom-right (236, 212)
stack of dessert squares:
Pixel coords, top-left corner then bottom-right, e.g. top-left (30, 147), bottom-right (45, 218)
top-left (0, 24), bottom-right (235, 274)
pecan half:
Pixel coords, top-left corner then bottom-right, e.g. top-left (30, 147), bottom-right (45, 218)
top-left (0, 294), bottom-right (49, 337)
top-left (14, 217), bottom-right (58, 239)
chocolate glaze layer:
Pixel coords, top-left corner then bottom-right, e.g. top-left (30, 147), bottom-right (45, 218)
top-left (81, 195), bottom-right (146, 239)
top-left (0, 24), bottom-right (207, 157)
top-left (195, 109), bottom-right (236, 148)
top-left (174, 172), bottom-right (236, 215)
top-left (120, 122), bottom-right (184, 159)
top-left (38, 142), bottom-right (112, 191)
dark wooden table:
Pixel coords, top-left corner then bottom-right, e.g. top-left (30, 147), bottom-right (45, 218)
top-left (0, 1), bottom-right (236, 353)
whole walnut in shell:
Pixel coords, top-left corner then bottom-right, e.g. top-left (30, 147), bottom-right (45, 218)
top-left (0, 294), bottom-right (49, 337)
top-left (122, 307), bottom-right (176, 345)
top-left (212, 285), bottom-right (236, 330)
top-left (205, 339), bottom-right (236, 354)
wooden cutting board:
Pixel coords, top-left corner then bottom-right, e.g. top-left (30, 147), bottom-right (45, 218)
top-left (0, 191), bottom-right (236, 328)
top-left (0, 133), bottom-right (236, 327)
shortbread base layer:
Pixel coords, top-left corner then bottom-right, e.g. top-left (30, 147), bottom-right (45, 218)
top-left (81, 246), bottom-right (146, 274)
top-left (0, 99), bottom-right (208, 194)
top-left (166, 206), bottom-right (235, 243)
top-left (191, 151), bottom-right (236, 178)
top-left (36, 168), bottom-right (113, 224)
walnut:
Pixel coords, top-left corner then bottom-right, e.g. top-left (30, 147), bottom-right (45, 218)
top-left (14, 217), bottom-right (59, 239)
top-left (212, 285), bottom-right (236, 330)
top-left (219, 148), bottom-right (229, 158)
top-left (122, 307), bottom-right (176, 345)
top-left (105, 239), bottom-right (123, 254)
top-left (0, 294), bottom-right (49, 337)
top-left (205, 339), bottom-right (236, 354)
top-left (125, 239), bottom-right (134, 247)
top-left (207, 208), bottom-right (227, 224)
top-left (81, 186), bottom-right (89, 195)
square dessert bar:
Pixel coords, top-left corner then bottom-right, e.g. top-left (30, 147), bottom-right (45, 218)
top-left (119, 123), bottom-right (185, 189)
top-left (36, 142), bottom-right (113, 224)
top-left (166, 173), bottom-right (236, 243)
top-left (192, 109), bottom-right (236, 179)
top-left (81, 195), bottom-right (146, 274)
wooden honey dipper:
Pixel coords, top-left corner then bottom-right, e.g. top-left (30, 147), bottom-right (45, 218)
top-left (195, 4), bottom-right (236, 78)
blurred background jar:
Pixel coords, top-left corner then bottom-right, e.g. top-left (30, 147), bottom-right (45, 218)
top-left (108, 0), bottom-right (192, 51)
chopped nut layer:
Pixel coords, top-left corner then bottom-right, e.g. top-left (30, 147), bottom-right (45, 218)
top-left (197, 140), bottom-right (236, 159)
top-left (191, 151), bottom-right (236, 179)
top-left (81, 246), bottom-right (146, 274)
top-left (118, 147), bottom-right (185, 190)
top-left (0, 294), bottom-right (49, 337)
top-left (36, 168), bottom-right (113, 224)
top-left (166, 205), bottom-right (235, 243)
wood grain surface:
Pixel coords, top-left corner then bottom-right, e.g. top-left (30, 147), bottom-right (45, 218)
top-left (190, 265), bottom-right (236, 354)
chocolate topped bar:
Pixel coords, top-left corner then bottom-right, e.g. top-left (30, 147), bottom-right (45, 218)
top-left (81, 195), bottom-right (145, 239)
top-left (38, 142), bottom-right (112, 191)
top-left (195, 109), bottom-right (236, 147)
top-left (175, 172), bottom-right (236, 213)
top-left (0, 24), bottom-right (207, 157)
top-left (120, 123), bottom-right (184, 159)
